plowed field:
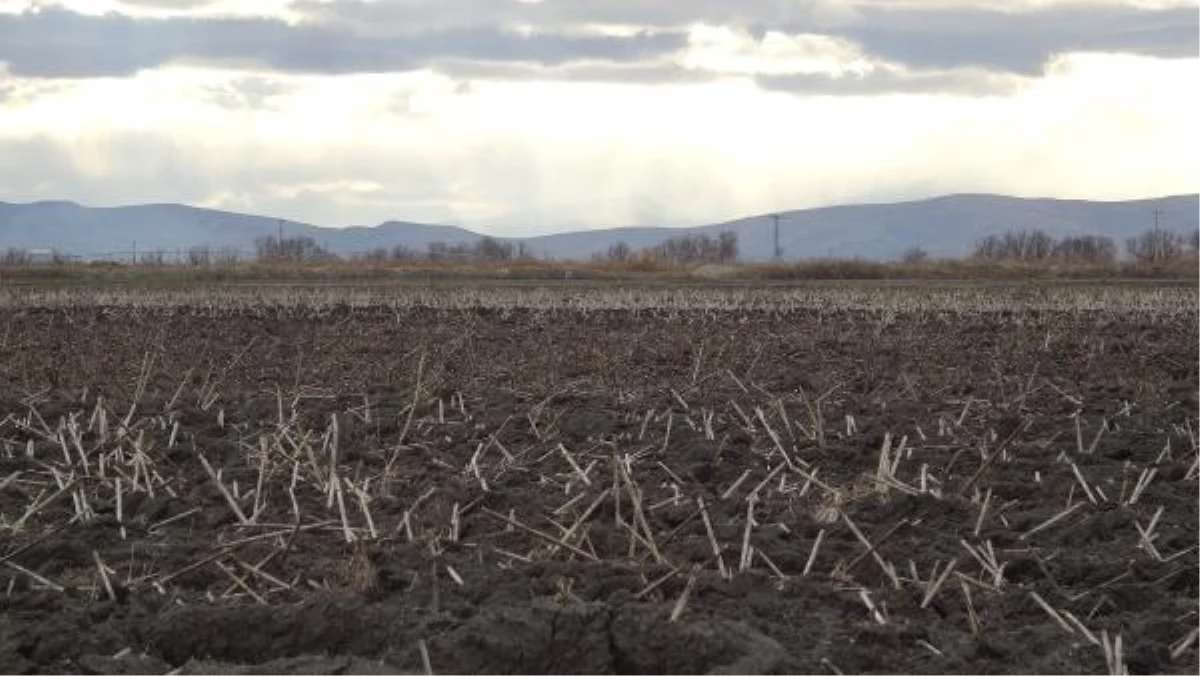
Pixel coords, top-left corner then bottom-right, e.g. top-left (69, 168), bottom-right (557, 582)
top-left (1, 284), bottom-right (1196, 674)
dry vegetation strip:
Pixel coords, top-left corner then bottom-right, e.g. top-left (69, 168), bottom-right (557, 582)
top-left (0, 255), bottom-right (1197, 285)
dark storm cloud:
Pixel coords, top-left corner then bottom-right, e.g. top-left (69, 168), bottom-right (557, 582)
top-left (824, 4), bottom-right (1200, 75)
top-left (0, 7), bottom-right (686, 78)
top-left (296, 0), bottom-right (1200, 74)
top-left (287, 0), bottom-right (811, 32)
top-left (0, 2), bottom-right (1194, 83)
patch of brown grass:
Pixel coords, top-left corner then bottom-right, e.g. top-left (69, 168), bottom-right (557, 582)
top-left (0, 255), bottom-right (1195, 285)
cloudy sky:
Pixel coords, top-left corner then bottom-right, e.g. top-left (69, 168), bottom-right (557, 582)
top-left (0, 0), bottom-right (1196, 233)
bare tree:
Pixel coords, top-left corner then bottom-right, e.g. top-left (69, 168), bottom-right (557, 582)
top-left (255, 235), bottom-right (334, 263)
top-left (717, 231), bottom-right (738, 263)
top-left (974, 235), bottom-right (1004, 260)
top-left (213, 247), bottom-right (241, 265)
top-left (644, 233), bottom-right (737, 264)
top-left (187, 246), bottom-right (213, 266)
top-left (391, 245), bottom-right (417, 261)
top-left (604, 241), bottom-right (633, 262)
top-left (2, 248), bottom-right (31, 265)
top-left (974, 229), bottom-right (1056, 260)
top-left (1126, 229), bottom-right (1184, 263)
top-left (475, 236), bottom-right (514, 261)
top-left (1052, 235), bottom-right (1116, 263)
top-left (901, 246), bottom-right (929, 264)
top-left (427, 241), bottom-right (449, 261)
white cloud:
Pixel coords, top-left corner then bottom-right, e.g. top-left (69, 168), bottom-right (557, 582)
top-left (678, 24), bottom-right (873, 77)
top-left (6, 50), bottom-right (1196, 231)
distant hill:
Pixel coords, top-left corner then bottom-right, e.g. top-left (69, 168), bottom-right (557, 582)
top-left (0, 201), bottom-right (478, 261)
top-left (1, 194), bottom-right (1195, 262)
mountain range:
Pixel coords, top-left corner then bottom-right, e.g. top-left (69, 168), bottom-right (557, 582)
top-left (1, 194), bottom-right (1196, 262)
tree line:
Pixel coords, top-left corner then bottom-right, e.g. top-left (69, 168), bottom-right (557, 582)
top-left (3, 226), bottom-right (1196, 267)
top-left (970, 227), bottom-right (1198, 264)
top-left (596, 232), bottom-right (739, 265)
top-left (347, 236), bottom-right (533, 263)
top-left (288, 231), bottom-right (738, 265)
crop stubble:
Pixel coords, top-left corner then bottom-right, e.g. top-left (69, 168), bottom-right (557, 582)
top-left (0, 283), bottom-right (1196, 674)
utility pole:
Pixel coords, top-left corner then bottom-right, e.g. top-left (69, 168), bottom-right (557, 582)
top-left (1152, 208), bottom-right (1164, 261)
top-left (770, 214), bottom-right (783, 261)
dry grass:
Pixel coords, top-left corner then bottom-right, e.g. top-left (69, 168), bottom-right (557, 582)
top-left (0, 255), bottom-right (1196, 285)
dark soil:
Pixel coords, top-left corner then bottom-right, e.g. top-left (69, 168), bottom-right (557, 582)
top-left (0, 297), bottom-right (1196, 674)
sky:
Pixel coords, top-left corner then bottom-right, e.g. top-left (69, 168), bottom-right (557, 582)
top-left (0, 0), bottom-right (1196, 234)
